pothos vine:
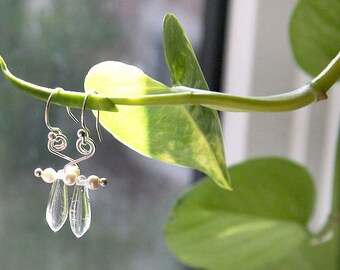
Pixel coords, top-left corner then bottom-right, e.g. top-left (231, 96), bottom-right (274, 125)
top-left (0, 51), bottom-right (339, 114)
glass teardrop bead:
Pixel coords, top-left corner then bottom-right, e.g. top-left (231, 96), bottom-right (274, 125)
top-left (69, 181), bottom-right (91, 238)
top-left (46, 179), bottom-right (68, 232)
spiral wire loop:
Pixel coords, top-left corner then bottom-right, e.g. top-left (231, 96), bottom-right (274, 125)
top-left (45, 88), bottom-right (77, 163)
top-left (64, 91), bottom-right (99, 170)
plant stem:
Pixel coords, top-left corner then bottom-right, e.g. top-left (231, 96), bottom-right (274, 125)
top-left (310, 123), bottom-right (340, 247)
top-left (311, 52), bottom-right (340, 92)
top-left (0, 52), bottom-right (339, 113)
top-left (333, 124), bottom-right (340, 266)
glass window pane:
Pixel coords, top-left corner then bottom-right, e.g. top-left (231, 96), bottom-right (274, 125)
top-left (0, 1), bottom-right (205, 269)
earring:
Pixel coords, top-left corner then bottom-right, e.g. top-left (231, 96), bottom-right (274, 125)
top-left (34, 88), bottom-right (80, 232)
top-left (65, 90), bottom-right (107, 238)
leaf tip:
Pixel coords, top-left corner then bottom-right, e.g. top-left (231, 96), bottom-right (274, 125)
top-left (163, 13), bottom-right (176, 22)
top-left (216, 169), bottom-right (233, 191)
top-left (163, 13), bottom-right (179, 30)
top-left (222, 182), bottom-right (233, 191)
top-left (0, 55), bottom-right (7, 71)
top-left (216, 177), bottom-right (233, 191)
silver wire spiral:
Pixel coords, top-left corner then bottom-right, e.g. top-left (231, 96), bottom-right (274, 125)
top-left (76, 130), bottom-right (96, 157)
top-left (63, 129), bottom-right (96, 170)
top-left (47, 131), bottom-right (74, 163)
top-left (63, 91), bottom-right (99, 171)
top-left (43, 88), bottom-right (80, 164)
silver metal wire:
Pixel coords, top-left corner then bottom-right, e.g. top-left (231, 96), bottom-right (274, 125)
top-left (95, 109), bottom-right (103, 143)
top-left (63, 133), bottom-right (96, 170)
top-left (66, 106), bottom-right (79, 124)
top-left (45, 88), bottom-right (62, 133)
top-left (45, 88), bottom-right (76, 163)
top-left (81, 90), bottom-right (103, 142)
top-left (47, 132), bottom-right (73, 162)
top-left (63, 91), bottom-right (99, 170)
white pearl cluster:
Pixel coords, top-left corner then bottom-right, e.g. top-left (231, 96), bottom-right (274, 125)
top-left (34, 165), bottom-right (107, 190)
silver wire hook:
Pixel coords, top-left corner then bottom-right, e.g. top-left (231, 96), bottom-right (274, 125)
top-left (81, 90), bottom-right (103, 142)
top-left (45, 88), bottom-right (62, 133)
top-left (62, 92), bottom-right (97, 171)
top-left (45, 88), bottom-right (79, 131)
top-left (67, 106), bottom-right (79, 124)
top-left (44, 88), bottom-right (77, 163)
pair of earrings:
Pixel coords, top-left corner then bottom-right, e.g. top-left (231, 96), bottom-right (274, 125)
top-left (34, 88), bottom-right (107, 238)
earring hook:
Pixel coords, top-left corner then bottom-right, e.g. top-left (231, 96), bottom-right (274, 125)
top-left (45, 88), bottom-right (78, 163)
top-left (66, 106), bottom-right (79, 124)
top-left (45, 88), bottom-right (79, 129)
top-left (63, 90), bottom-right (102, 171)
top-left (81, 90), bottom-right (103, 142)
top-left (45, 88), bottom-right (62, 133)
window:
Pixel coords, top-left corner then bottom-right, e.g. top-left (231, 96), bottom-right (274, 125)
top-left (0, 1), bottom-right (205, 269)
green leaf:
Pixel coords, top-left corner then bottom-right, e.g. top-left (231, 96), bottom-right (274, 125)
top-left (84, 61), bottom-right (231, 189)
top-left (267, 241), bottom-right (336, 270)
top-left (165, 158), bottom-right (315, 270)
top-left (270, 125), bottom-right (340, 270)
top-left (162, 13), bottom-right (230, 188)
top-left (290, 0), bottom-right (340, 77)
top-left (163, 13), bottom-right (208, 89)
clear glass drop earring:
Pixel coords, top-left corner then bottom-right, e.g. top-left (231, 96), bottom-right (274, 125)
top-left (34, 89), bottom-right (107, 237)
top-left (34, 88), bottom-right (79, 232)
top-left (65, 91), bottom-right (107, 238)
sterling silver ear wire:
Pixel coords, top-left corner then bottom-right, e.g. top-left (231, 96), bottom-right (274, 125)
top-left (34, 88), bottom-right (79, 232)
top-left (65, 90), bottom-right (107, 238)
top-left (81, 89), bottom-right (103, 143)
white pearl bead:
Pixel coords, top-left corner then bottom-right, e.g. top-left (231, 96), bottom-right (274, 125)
top-left (87, 175), bottom-right (100, 190)
top-left (65, 165), bottom-right (80, 177)
top-left (57, 169), bottom-right (65, 179)
top-left (41, 168), bottom-right (57, 183)
top-left (64, 172), bottom-right (77, 186)
top-left (76, 175), bottom-right (87, 186)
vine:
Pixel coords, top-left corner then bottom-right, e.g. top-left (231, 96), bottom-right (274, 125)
top-left (0, 52), bottom-right (339, 113)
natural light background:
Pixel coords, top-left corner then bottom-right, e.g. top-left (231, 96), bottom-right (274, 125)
top-left (1, 1), bottom-right (339, 269)
top-left (222, 0), bottom-right (340, 232)
top-left (0, 1), bottom-right (203, 269)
